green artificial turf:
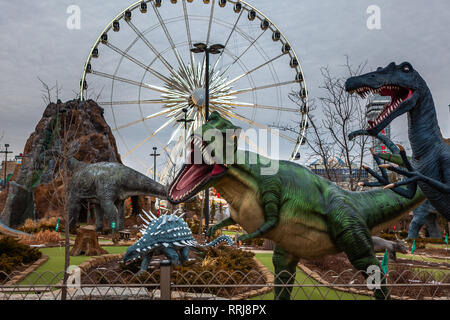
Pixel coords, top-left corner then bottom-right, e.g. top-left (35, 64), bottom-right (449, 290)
top-left (250, 253), bottom-right (371, 300)
top-left (20, 246), bottom-right (128, 285)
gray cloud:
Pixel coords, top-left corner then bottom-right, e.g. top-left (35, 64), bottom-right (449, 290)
top-left (0, 0), bottom-right (448, 173)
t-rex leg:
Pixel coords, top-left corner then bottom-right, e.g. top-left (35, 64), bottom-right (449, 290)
top-left (162, 247), bottom-right (180, 265)
top-left (206, 217), bottom-right (236, 237)
top-left (272, 244), bottom-right (299, 300)
top-left (238, 177), bottom-right (281, 242)
top-left (328, 207), bottom-right (390, 300)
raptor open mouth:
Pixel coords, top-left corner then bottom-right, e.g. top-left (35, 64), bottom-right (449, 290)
top-left (168, 135), bottom-right (227, 204)
top-left (348, 85), bottom-right (414, 130)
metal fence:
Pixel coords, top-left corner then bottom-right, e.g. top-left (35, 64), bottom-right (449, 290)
top-left (1, 260), bottom-right (448, 300)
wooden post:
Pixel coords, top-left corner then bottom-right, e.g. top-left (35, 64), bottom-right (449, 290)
top-left (160, 260), bottom-right (171, 300)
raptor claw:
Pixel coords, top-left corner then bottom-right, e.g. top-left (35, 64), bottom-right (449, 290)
top-left (396, 144), bottom-right (405, 152)
top-left (358, 182), bottom-right (365, 187)
top-left (379, 164), bottom-right (391, 169)
top-left (384, 183), bottom-right (395, 189)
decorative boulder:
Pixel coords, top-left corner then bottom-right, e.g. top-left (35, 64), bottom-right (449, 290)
top-left (70, 225), bottom-right (108, 256)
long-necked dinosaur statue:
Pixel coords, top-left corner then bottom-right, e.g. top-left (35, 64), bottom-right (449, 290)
top-left (168, 111), bottom-right (425, 300)
top-left (67, 158), bottom-right (167, 232)
top-left (345, 62), bottom-right (450, 221)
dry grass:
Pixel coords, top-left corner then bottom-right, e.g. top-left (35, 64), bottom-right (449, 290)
top-left (18, 230), bottom-right (62, 245)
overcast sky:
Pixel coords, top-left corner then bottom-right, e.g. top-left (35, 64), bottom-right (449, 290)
top-left (0, 0), bottom-right (449, 175)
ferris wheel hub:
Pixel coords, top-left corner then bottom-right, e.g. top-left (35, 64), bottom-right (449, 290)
top-left (190, 88), bottom-right (206, 108)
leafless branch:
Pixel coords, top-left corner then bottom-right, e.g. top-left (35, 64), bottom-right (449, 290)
top-left (289, 57), bottom-right (371, 190)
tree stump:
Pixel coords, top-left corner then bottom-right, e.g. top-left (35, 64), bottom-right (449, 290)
top-left (70, 225), bottom-right (108, 256)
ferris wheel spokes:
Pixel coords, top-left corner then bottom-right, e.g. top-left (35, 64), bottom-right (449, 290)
top-left (81, 0), bottom-right (309, 181)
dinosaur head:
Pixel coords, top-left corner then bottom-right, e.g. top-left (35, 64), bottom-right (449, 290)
top-left (168, 111), bottom-right (240, 204)
top-left (123, 244), bottom-right (141, 265)
top-left (345, 62), bottom-right (425, 135)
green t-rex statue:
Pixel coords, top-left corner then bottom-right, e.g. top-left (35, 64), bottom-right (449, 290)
top-left (168, 112), bottom-right (425, 300)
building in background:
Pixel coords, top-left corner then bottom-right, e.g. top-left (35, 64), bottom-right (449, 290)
top-left (308, 156), bottom-right (368, 186)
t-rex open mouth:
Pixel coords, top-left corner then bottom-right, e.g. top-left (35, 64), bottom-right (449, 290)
top-left (168, 135), bottom-right (227, 204)
top-left (348, 85), bottom-right (414, 130)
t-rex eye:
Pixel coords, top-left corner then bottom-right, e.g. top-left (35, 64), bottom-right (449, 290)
top-left (402, 65), bottom-right (411, 72)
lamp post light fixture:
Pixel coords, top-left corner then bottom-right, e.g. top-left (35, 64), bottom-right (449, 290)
top-left (190, 43), bottom-right (225, 232)
top-left (190, 43), bottom-right (225, 121)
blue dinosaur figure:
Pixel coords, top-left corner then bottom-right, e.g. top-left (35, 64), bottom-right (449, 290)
top-left (350, 135), bottom-right (442, 240)
top-left (345, 62), bottom-right (450, 221)
top-left (123, 210), bottom-right (233, 272)
top-left (409, 201), bottom-right (442, 239)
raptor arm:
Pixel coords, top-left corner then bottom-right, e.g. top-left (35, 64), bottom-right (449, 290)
top-left (361, 150), bottom-right (418, 199)
top-left (350, 130), bottom-right (418, 198)
top-left (382, 165), bottom-right (450, 194)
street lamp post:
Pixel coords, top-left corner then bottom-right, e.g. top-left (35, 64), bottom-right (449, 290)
top-left (176, 107), bottom-right (194, 159)
top-left (150, 147), bottom-right (160, 181)
top-left (0, 144), bottom-right (13, 188)
top-left (190, 42), bottom-right (225, 232)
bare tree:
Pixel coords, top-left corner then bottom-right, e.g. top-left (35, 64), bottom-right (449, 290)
top-left (291, 57), bottom-right (371, 191)
top-left (40, 103), bottom-right (82, 300)
top-left (38, 77), bottom-right (63, 105)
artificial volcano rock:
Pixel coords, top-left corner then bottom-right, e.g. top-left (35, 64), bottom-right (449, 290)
top-left (0, 99), bottom-right (144, 228)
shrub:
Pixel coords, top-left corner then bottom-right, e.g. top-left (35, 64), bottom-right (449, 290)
top-left (19, 219), bottom-right (39, 233)
top-left (0, 237), bottom-right (42, 278)
top-left (242, 237), bottom-right (265, 247)
top-left (407, 238), bottom-right (446, 245)
top-left (398, 231), bottom-right (408, 239)
top-left (18, 217), bottom-right (59, 234)
top-left (18, 230), bottom-right (61, 245)
top-left (38, 217), bottom-right (58, 231)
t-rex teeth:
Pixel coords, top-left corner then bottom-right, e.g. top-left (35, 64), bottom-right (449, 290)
top-left (162, 242), bottom-right (169, 247)
top-left (179, 213), bottom-right (186, 219)
top-left (173, 241), bottom-right (182, 246)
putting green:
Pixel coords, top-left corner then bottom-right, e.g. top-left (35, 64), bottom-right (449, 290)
top-left (251, 253), bottom-right (370, 300)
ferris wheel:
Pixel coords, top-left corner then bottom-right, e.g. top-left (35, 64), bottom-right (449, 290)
top-left (80, 0), bottom-right (308, 184)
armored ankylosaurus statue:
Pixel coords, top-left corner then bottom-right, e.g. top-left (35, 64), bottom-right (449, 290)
top-left (123, 210), bottom-right (233, 272)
